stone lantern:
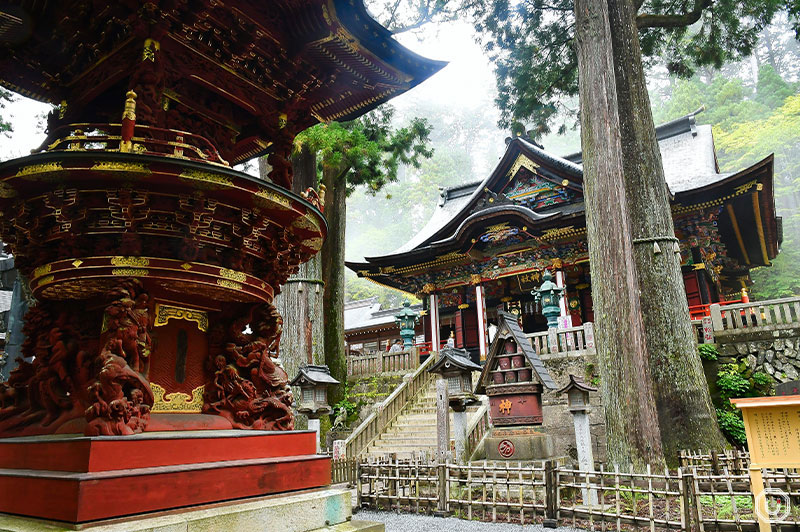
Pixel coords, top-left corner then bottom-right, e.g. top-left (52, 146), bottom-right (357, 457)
top-left (395, 299), bottom-right (420, 349)
top-left (428, 346), bottom-right (481, 463)
top-left (557, 374), bottom-right (598, 505)
top-left (532, 269), bottom-right (565, 329)
top-left (290, 365), bottom-right (340, 452)
top-left (428, 346), bottom-right (481, 412)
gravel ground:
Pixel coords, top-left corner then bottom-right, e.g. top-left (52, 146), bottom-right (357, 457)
top-left (355, 510), bottom-right (585, 531)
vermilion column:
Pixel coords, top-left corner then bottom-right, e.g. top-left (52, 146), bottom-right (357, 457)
top-left (475, 284), bottom-right (489, 362)
top-left (429, 293), bottom-right (441, 352)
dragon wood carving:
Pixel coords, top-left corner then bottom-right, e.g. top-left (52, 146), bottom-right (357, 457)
top-left (203, 303), bottom-right (294, 430)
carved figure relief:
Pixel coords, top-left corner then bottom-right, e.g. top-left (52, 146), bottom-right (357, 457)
top-left (0, 279), bottom-right (154, 437)
top-left (203, 303), bottom-right (294, 430)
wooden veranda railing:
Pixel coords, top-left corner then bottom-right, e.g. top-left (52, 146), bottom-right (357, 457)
top-left (525, 322), bottom-right (596, 357)
top-left (464, 401), bottom-right (489, 461)
top-left (709, 296), bottom-right (800, 335)
top-left (347, 348), bottom-right (420, 378)
top-left (344, 354), bottom-right (436, 458)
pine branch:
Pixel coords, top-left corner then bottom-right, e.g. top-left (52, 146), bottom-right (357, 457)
top-left (636, 0), bottom-right (713, 29)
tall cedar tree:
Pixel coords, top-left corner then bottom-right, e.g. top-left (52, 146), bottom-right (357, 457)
top-left (465, 0), bottom-right (786, 463)
top-left (573, 0), bottom-right (664, 470)
top-left (297, 107), bottom-right (433, 407)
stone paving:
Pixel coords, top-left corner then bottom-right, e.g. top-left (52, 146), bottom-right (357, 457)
top-left (356, 510), bottom-right (585, 531)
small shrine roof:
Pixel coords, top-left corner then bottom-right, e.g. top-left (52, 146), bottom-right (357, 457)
top-left (428, 346), bottom-right (482, 374)
top-left (290, 365), bottom-right (340, 386)
top-left (476, 311), bottom-right (557, 394)
top-left (556, 374), bottom-right (598, 395)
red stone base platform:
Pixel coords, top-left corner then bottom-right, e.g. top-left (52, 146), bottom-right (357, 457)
top-left (0, 430), bottom-right (330, 523)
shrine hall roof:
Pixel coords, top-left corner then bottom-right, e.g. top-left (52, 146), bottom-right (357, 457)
top-left (352, 110), bottom-right (746, 266)
top-left (344, 297), bottom-right (423, 333)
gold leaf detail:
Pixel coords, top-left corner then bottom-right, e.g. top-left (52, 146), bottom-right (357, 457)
top-left (219, 268), bottom-right (247, 282)
top-left (216, 279), bottom-right (242, 290)
top-left (149, 383), bottom-right (205, 413)
top-left (255, 187), bottom-right (291, 207)
top-left (15, 162), bottom-right (64, 177)
top-left (154, 303), bottom-right (209, 332)
top-left (37, 275), bottom-right (55, 286)
top-left (111, 256), bottom-right (150, 267)
top-left (112, 268), bottom-right (149, 276)
top-left (72, 260), bottom-right (83, 268)
top-left (32, 264), bottom-right (52, 278)
top-left (506, 154), bottom-right (539, 179)
top-left (180, 170), bottom-right (234, 187)
top-left (180, 263), bottom-right (192, 270)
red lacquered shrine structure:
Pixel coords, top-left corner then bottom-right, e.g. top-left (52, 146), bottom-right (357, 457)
top-left (0, 0), bottom-right (442, 524)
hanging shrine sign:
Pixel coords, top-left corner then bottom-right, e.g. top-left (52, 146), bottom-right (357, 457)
top-left (731, 395), bottom-right (800, 532)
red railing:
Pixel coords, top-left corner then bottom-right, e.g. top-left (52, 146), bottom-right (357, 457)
top-left (688, 299), bottom-right (743, 320)
top-left (413, 340), bottom-right (449, 357)
top-left (37, 123), bottom-right (229, 166)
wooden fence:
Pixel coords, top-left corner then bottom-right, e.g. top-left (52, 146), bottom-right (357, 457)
top-left (526, 322), bottom-right (596, 358)
top-left (710, 296), bottom-right (800, 336)
top-left (679, 450), bottom-right (751, 475)
top-left (331, 457), bottom-right (359, 485)
top-left (344, 355), bottom-right (436, 458)
top-left (347, 348), bottom-right (420, 378)
top-left (354, 455), bottom-right (800, 531)
top-left (464, 402), bottom-right (489, 461)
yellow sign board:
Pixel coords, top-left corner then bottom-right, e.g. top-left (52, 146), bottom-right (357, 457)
top-left (732, 395), bottom-right (800, 532)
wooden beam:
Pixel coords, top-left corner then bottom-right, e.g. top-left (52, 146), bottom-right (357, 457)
top-left (725, 203), bottom-right (751, 265)
top-left (752, 191), bottom-right (771, 266)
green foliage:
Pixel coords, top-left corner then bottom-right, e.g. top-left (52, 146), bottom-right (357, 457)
top-left (715, 408), bottom-right (748, 445)
top-left (298, 105), bottom-right (433, 194)
top-left (752, 371), bottom-right (772, 388)
top-left (332, 382), bottom-right (366, 429)
top-left (716, 364), bottom-right (753, 398)
top-left (698, 344), bottom-right (719, 361)
top-left (698, 494), bottom-right (754, 519)
top-left (713, 362), bottom-right (772, 445)
top-left (463, 0), bottom-right (783, 133)
top-left (344, 273), bottom-right (418, 308)
top-left (0, 88), bottom-right (13, 136)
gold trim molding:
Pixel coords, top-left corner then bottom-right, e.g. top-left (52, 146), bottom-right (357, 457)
top-left (154, 303), bottom-right (209, 332)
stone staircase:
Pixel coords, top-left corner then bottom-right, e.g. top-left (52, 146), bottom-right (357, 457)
top-left (363, 378), bottom-right (484, 459)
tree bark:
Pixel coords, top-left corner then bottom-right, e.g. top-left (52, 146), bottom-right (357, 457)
top-left (321, 165), bottom-right (348, 407)
top-left (574, 0), bottom-right (664, 470)
top-left (607, 0), bottom-right (726, 463)
top-left (272, 144), bottom-right (325, 386)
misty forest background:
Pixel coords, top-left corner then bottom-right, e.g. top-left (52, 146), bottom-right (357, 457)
top-left (343, 14), bottom-right (800, 310)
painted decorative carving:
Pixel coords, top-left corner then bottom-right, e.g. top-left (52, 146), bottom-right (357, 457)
top-left (0, 279), bottom-right (154, 437)
top-left (203, 303), bottom-right (294, 430)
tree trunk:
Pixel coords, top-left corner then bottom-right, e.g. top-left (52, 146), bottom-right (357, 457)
top-left (574, 0), bottom-right (664, 470)
top-left (607, 0), bottom-right (727, 463)
top-left (272, 145), bottom-right (325, 402)
top-left (321, 166), bottom-right (348, 408)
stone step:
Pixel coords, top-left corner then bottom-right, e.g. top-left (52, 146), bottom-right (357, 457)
top-left (310, 521), bottom-right (385, 532)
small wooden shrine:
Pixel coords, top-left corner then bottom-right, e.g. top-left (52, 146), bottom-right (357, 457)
top-left (0, 0), bottom-right (442, 525)
top-left (476, 311), bottom-right (558, 460)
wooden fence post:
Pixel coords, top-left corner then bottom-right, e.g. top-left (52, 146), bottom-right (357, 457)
top-left (680, 468), bottom-right (696, 532)
top-left (544, 459), bottom-right (558, 528)
top-left (435, 463), bottom-right (448, 517)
